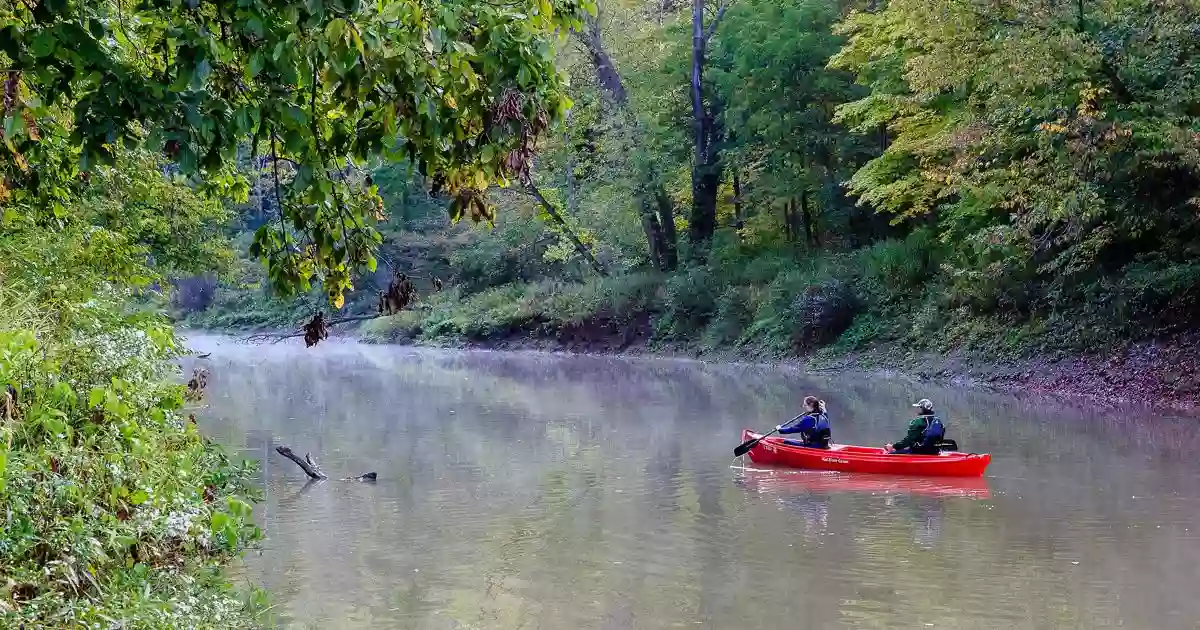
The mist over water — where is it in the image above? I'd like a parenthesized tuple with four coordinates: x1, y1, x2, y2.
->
(185, 335, 1200, 630)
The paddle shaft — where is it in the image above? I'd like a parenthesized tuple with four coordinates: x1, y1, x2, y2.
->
(733, 414, 803, 457)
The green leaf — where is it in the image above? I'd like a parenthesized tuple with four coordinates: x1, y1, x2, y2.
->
(88, 387, 106, 409)
(327, 18, 347, 42)
(246, 17, 265, 38)
(249, 53, 265, 79)
(87, 18, 105, 39)
(130, 489, 149, 505)
(227, 497, 252, 519)
(104, 390, 121, 415)
(192, 58, 213, 89)
(31, 32, 57, 58)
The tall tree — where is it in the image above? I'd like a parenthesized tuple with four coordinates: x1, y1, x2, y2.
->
(710, 0, 875, 245)
(572, 2, 678, 270)
(687, 0, 734, 256)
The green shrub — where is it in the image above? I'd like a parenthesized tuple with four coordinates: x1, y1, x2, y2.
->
(541, 272, 663, 326)
(702, 286, 754, 349)
(791, 279, 860, 350)
(657, 267, 720, 339)
(742, 264, 827, 349)
(829, 312, 889, 352)
(359, 310, 424, 343)
(859, 227, 939, 301)
(1085, 260, 1200, 332)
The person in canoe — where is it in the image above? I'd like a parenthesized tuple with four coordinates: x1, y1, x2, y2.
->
(776, 396, 832, 449)
(884, 398, 945, 455)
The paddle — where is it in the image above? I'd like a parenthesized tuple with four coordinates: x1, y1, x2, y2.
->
(733, 414, 803, 457)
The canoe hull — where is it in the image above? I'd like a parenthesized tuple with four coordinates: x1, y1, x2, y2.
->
(740, 430, 991, 477)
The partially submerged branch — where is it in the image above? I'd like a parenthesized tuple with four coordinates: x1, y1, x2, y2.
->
(275, 445, 327, 480)
(274, 444, 377, 483)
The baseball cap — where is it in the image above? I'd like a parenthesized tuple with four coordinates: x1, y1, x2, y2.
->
(911, 398, 933, 410)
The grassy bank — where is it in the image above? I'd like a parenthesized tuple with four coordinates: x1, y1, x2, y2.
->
(358, 228, 1189, 358)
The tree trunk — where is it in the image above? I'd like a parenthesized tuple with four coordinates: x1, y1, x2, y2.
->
(564, 111, 579, 215)
(691, 0, 707, 170)
(526, 181, 608, 276)
(783, 200, 794, 242)
(641, 209, 665, 269)
(656, 188, 679, 270)
(275, 446, 327, 480)
(689, 0, 711, 254)
(690, 166, 720, 252)
(573, 9, 677, 269)
(687, 0, 728, 258)
(800, 190, 817, 247)
(732, 170, 743, 229)
(578, 15, 628, 109)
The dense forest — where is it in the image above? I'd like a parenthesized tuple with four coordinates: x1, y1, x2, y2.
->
(3, 0, 1200, 625)
(186, 0, 1200, 363)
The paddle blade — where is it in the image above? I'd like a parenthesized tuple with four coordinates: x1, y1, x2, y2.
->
(733, 438, 760, 457)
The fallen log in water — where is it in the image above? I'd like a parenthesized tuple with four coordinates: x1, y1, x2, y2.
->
(274, 445, 376, 482)
(275, 446, 327, 480)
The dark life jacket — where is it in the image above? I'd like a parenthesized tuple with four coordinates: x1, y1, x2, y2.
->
(801, 412, 833, 448)
(915, 414, 946, 453)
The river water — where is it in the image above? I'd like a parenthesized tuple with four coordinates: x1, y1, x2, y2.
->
(185, 336, 1200, 630)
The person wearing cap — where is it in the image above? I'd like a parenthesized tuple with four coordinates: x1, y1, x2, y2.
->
(884, 398, 945, 455)
(776, 396, 832, 449)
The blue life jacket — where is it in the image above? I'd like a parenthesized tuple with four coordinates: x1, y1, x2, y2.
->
(917, 414, 946, 451)
(802, 412, 832, 448)
(780, 412, 832, 448)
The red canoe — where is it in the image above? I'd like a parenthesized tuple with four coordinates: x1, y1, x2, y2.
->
(740, 429, 992, 477)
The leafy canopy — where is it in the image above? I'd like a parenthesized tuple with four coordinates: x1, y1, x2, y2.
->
(831, 0, 1200, 312)
(1, 0, 592, 306)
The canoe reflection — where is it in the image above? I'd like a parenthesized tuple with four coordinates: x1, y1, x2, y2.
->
(734, 467, 992, 499)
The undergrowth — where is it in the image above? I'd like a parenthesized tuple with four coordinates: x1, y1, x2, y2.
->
(1, 227, 264, 628)
(359, 226, 1197, 363)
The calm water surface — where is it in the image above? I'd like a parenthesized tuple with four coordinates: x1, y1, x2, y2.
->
(184, 336, 1200, 630)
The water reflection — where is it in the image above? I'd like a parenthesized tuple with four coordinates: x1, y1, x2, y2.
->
(733, 468, 983, 550)
(184, 336, 1200, 630)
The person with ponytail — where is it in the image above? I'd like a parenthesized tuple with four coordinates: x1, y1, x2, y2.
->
(776, 396, 833, 449)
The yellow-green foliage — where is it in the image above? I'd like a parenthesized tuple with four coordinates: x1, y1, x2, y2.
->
(1, 217, 261, 627)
